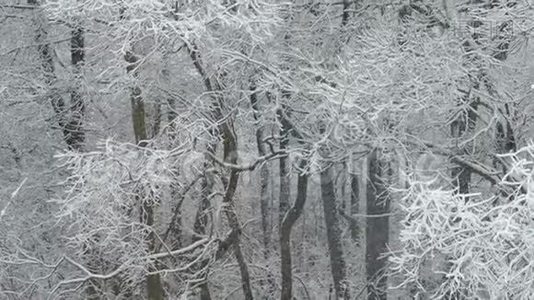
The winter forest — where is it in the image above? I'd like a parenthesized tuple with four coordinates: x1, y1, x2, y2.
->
(2, 0, 534, 299)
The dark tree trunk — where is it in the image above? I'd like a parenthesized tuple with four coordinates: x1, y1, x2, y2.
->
(219, 121, 253, 300)
(280, 162, 308, 300)
(126, 49, 164, 300)
(451, 162, 471, 195)
(131, 95, 164, 300)
(193, 161, 215, 300)
(350, 173, 360, 242)
(366, 150, 390, 300)
(321, 166, 349, 299)
(224, 169, 254, 300)
(187, 43, 254, 300)
(250, 88, 272, 257)
(167, 98, 184, 247)
(28, 2, 92, 295)
(199, 284, 213, 300)
(29, 0, 87, 151)
(132, 97, 164, 300)
(341, 0, 351, 26)
(278, 111, 290, 225)
(259, 162, 271, 254)
(66, 25, 85, 151)
(250, 88, 275, 298)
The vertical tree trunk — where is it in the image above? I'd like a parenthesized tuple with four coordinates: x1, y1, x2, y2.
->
(199, 285, 212, 300)
(126, 50, 164, 300)
(450, 0, 483, 195)
(339, 164, 347, 212)
(66, 24, 85, 151)
(28, 0, 87, 151)
(194, 171, 212, 237)
(250, 88, 275, 298)
(280, 162, 308, 300)
(350, 172, 360, 243)
(222, 131, 254, 300)
(165, 98, 185, 249)
(194, 159, 215, 300)
(187, 43, 253, 300)
(28, 2, 92, 296)
(278, 110, 290, 225)
(341, 0, 351, 26)
(222, 167, 254, 300)
(366, 149, 390, 300)
(132, 95, 164, 300)
(250, 89, 272, 257)
(321, 166, 349, 299)
(259, 161, 271, 254)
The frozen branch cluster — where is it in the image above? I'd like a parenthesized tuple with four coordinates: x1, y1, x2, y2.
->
(52, 140, 184, 288)
(391, 144, 534, 299)
(44, 0, 282, 44)
(271, 17, 468, 169)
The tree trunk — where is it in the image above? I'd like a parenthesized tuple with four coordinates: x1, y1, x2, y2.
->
(29, 0, 87, 151)
(366, 149, 390, 300)
(194, 161, 215, 300)
(278, 111, 290, 225)
(28, 2, 92, 296)
(341, 0, 351, 26)
(126, 49, 164, 300)
(259, 162, 271, 254)
(66, 24, 85, 151)
(131, 93, 163, 300)
(187, 43, 254, 300)
(350, 173, 360, 243)
(222, 128, 254, 300)
(321, 166, 349, 299)
(250, 88, 271, 257)
(280, 162, 308, 300)
(250, 88, 275, 298)
(223, 168, 254, 300)
(194, 172, 212, 237)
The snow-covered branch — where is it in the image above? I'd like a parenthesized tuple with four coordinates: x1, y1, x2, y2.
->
(391, 144, 534, 299)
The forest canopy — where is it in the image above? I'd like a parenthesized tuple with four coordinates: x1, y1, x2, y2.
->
(1, 0, 534, 299)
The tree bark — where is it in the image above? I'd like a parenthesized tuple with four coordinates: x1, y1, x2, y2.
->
(280, 162, 308, 300)
(28, 1, 92, 296)
(187, 43, 254, 300)
(278, 109, 291, 225)
(250, 87, 275, 298)
(250, 88, 271, 257)
(341, 0, 351, 26)
(66, 24, 85, 151)
(350, 172, 360, 243)
(28, 0, 86, 151)
(221, 126, 254, 300)
(366, 149, 390, 300)
(321, 166, 349, 299)
(194, 161, 215, 300)
(126, 49, 164, 300)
